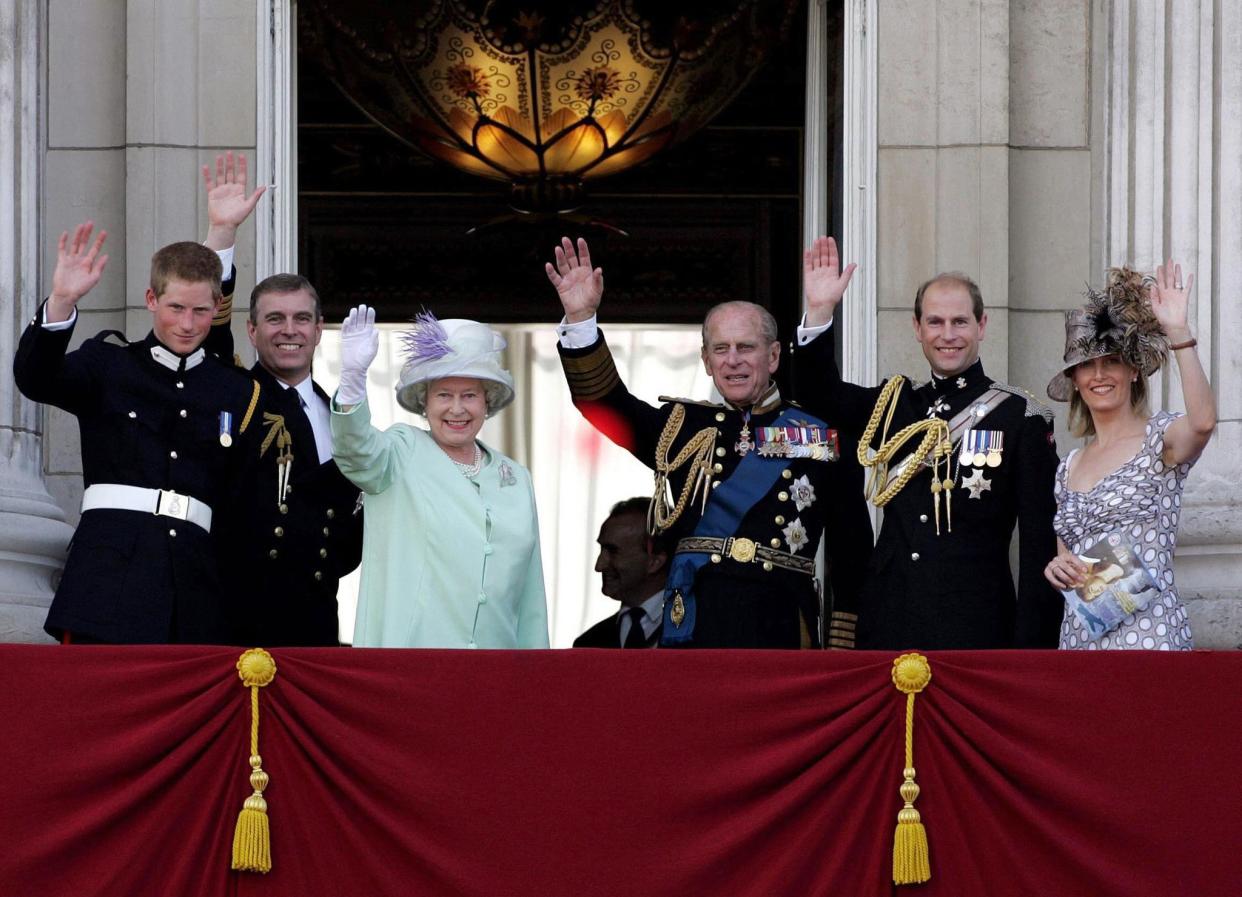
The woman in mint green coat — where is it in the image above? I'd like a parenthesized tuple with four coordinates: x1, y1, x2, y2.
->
(330, 305, 548, 648)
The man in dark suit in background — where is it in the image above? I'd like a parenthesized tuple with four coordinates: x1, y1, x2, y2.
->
(574, 498, 671, 649)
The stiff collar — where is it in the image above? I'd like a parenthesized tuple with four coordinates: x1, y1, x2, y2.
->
(728, 382, 782, 416)
(144, 332, 205, 373)
(928, 359, 987, 394)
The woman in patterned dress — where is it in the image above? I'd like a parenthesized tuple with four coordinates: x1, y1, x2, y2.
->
(1042, 261, 1216, 649)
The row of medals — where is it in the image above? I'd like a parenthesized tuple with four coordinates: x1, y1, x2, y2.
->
(736, 422, 833, 460)
(959, 428, 1003, 468)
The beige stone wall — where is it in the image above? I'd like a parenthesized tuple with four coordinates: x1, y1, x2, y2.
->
(875, 0, 1092, 409)
(40, 0, 258, 525)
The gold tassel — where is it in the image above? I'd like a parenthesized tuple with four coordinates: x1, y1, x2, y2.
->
(232, 648, 277, 874)
(891, 653, 933, 885)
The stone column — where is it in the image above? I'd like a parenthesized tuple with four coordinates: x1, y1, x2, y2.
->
(0, 0, 74, 642)
(1097, 0, 1242, 647)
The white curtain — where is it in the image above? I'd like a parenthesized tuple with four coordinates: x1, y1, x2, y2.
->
(315, 323, 709, 646)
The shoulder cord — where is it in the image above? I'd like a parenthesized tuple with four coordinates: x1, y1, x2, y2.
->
(648, 403, 718, 535)
(857, 377, 956, 532)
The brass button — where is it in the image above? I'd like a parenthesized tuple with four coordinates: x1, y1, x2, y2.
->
(128, 411, 137, 418)
(781, 469, 792, 480)
(715, 447, 726, 457)
(314, 571, 323, 581)
(710, 553, 722, 564)
(323, 527, 330, 536)
(279, 503, 289, 515)
(179, 409, 187, 418)
(919, 514, 928, 523)
(715, 412, 726, 422)
(326, 509, 336, 519)
(911, 552, 920, 562)
(770, 538, 781, 548)
(775, 515, 785, 525)
(713, 463, 723, 473)
(274, 527, 284, 537)
(711, 480, 721, 490)
(168, 528, 177, 537)
(778, 491, 789, 502)
(175, 381, 184, 389)
(319, 548, 328, 558)
(269, 549, 278, 560)
(762, 561, 774, 572)
(169, 451, 178, 459)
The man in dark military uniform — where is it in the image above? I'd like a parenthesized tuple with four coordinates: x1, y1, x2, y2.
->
(790, 237, 1062, 649)
(198, 154, 363, 646)
(574, 497, 670, 649)
(206, 273, 364, 646)
(13, 223, 266, 643)
(546, 238, 872, 649)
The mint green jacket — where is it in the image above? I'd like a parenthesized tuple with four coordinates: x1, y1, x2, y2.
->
(331, 399, 548, 648)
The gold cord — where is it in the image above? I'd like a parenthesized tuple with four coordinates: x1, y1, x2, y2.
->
(648, 404, 718, 534)
(856, 377, 953, 509)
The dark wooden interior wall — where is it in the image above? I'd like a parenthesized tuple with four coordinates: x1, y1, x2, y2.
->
(296, 3, 839, 340)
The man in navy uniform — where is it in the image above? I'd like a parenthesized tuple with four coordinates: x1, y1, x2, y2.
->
(790, 236, 1062, 649)
(574, 497, 671, 649)
(200, 153, 363, 646)
(547, 238, 872, 649)
(13, 223, 266, 643)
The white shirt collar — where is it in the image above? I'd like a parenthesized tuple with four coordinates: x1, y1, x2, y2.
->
(149, 344, 204, 372)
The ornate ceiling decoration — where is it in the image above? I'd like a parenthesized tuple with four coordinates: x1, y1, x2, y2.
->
(300, 0, 799, 211)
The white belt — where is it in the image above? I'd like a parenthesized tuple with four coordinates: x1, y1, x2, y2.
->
(81, 484, 213, 533)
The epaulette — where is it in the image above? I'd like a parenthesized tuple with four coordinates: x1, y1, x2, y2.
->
(657, 395, 726, 409)
(92, 329, 130, 347)
(990, 381, 1054, 424)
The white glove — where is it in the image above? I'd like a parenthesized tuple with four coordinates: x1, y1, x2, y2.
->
(337, 304, 378, 406)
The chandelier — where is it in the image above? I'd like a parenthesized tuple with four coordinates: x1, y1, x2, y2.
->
(300, 0, 799, 211)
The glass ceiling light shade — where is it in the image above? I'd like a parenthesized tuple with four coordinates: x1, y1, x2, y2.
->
(300, 0, 799, 211)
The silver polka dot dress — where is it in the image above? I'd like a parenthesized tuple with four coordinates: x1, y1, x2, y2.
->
(1054, 412, 1194, 650)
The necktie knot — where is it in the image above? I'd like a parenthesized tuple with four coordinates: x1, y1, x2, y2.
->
(623, 606, 647, 648)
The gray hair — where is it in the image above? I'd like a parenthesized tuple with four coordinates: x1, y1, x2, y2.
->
(701, 301, 779, 349)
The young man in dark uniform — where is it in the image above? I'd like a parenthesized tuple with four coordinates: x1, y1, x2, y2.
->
(547, 238, 873, 649)
(790, 237, 1062, 649)
(13, 224, 266, 643)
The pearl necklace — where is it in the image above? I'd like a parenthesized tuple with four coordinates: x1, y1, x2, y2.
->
(450, 443, 483, 478)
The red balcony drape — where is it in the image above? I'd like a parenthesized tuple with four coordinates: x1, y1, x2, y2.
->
(2, 646, 1237, 896)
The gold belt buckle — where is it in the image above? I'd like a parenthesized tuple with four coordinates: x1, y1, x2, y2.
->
(726, 537, 757, 564)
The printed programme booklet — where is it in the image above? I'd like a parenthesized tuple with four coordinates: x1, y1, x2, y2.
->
(1061, 532, 1161, 639)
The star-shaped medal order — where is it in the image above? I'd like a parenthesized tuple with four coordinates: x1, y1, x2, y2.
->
(962, 467, 992, 499)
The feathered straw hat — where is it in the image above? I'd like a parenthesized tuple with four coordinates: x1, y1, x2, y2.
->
(1046, 268, 1169, 402)
(395, 311, 515, 416)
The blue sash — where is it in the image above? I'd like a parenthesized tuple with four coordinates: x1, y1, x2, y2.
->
(661, 406, 826, 644)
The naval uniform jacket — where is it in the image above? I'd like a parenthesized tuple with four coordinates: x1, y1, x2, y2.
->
(13, 303, 265, 643)
(559, 330, 873, 649)
(215, 364, 363, 646)
(791, 333, 1062, 649)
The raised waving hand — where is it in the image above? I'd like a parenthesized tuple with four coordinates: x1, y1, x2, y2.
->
(803, 236, 856, 328)
(46, 222, 109, 324)
(545, 237, 604, 324)
(203, 151, 266, 251)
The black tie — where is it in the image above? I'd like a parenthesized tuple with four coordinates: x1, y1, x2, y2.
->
(622, 607, 647, 648)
